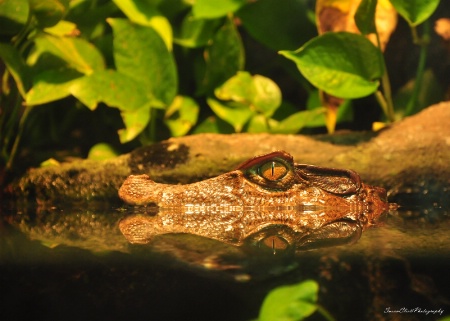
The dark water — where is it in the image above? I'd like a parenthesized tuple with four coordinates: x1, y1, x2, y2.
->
(1, 202, 449, 321)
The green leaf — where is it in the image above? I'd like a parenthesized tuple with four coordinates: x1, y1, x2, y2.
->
(113, 0, 172, 50)
(390, 0, 440, 27)
(280, 32, 384, 99)
(164, 95, 199, 137)
(207, 98, 253, 132)
(44, 20, 79, 36)
(87, 143, 118, 160)
(69, 70, 151, 112)
(118, 106, 151, 142)
(272, 109, 326, 134)
(246, 114, 273, 133)
(108, 18, 177, 106)
(193, 0, 247, 19)
(174, 14, 222, 48)
(214, 71, 254, 103)
(32, 34, 105, 75)
(259, 280, 319, 321)
(214, 71, 282, 117)
(304, 90, 353, 127)
(355, 0, 378, 35)
(29, 0, 70, 28)
(252, 74, 281, 117)
(0, 43, 30, 97)
(26, 68, 81, 106)
(0, 0, 29, 35)
(237, 0, 316, 51)
(200, 17, 244, 94)
(192, 116, 234, 134)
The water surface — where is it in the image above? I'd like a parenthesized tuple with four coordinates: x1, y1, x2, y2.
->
(1, 202, 449, 321)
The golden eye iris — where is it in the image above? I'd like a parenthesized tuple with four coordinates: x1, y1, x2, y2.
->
(262, 235, 289, 251)
(259, 161, 287, 181)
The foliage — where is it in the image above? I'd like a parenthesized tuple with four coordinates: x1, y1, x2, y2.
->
(0, 0, 445, 177)
(256, 279, 335, 321)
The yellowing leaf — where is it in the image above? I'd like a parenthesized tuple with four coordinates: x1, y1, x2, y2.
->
(316, 0, 397, 51)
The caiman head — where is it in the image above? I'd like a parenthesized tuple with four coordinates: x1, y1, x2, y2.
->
(118, 151, 390, 253)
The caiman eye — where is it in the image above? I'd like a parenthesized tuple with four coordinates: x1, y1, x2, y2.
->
(235, 151, 296, 191)
(258, 161, 287, 181)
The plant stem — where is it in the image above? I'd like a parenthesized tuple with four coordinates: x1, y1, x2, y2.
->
(375, 32, 395, 122)
(405, 22, 430, 116)
(6, 106, 31, 171)
(316, 304, 337, 321)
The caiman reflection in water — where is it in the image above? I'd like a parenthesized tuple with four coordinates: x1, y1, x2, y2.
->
(118, 151, 391, 253)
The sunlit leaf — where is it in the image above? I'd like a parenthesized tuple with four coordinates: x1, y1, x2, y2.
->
(87, 143, 118, 160)
(237, 0, 316, 50)
(174, 14, 222, 48)
(164, 95, 199, 137)
(259, 280, 319, 321)
(118, 106, 151, 142)
(192, 116, 234, 134)
(113, 0, 172, 50)
(207, 98, 253, 132)
(246, 114, 276, 133)
(272, 109, 326, 134)
(29, 0, 70, 28)
(33, 34, 105, 75)
(193, 0, 247, 19)
(44, 20, 79, 36)
(69, 70, 151, 112)
(390, 0, 440, 26)
(280, 32, 384, 99)
(214, 71, 254, 103)
(252, 74, 281, 117)
(200, 17, 244, 94)
(108, 18, 177, 106)
(0, 43, 30, 97)
(26, 68, 81, 106)
(0, 0, 29, 35)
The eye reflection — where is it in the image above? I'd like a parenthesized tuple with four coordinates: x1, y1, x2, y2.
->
(258, 161, 287, 181)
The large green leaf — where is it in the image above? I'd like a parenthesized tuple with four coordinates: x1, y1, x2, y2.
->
(108, 18, 177, 106)
(237, 0, 316, 51)
(214, 71, 254, 103)
(355, 0, 377, 35)
(71, 70, 154, 142)
(69, 70, 151, 112)
(26, 68, 81, 106)
(252, 74, 281, 117)
(200, 17, 244, 94)
(119, 106, 151, 143)
(193, 0, 247, 19)
(0, 43, 30, 97)
(280, 32, 384, 99)
(29, 0, 70, 28)
(214, 71, 282, 118)
(207, 98, 253, 132)
(259, 280, 319, 321)
(390, 0, 440, 26)
(164, 95, 199, 137)
(0, 0, 29, 35)
(272, 109, 326, 134)
(113, 0, 172, 50)
(32, 34, 105, 75)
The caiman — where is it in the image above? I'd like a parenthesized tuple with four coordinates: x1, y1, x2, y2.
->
(118, 151, 391, 253)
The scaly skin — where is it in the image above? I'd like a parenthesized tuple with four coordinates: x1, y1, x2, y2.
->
(118, 151, 389, 251)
